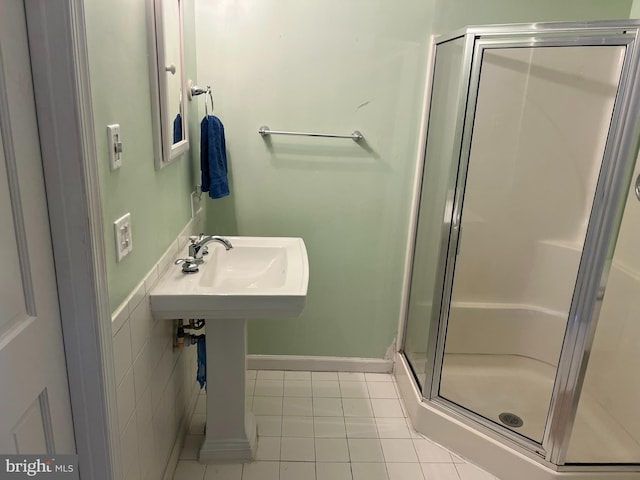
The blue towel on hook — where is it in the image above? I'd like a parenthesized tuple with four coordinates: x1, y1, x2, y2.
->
(196, 335, 206, 389)
(201, 115, 230, 199)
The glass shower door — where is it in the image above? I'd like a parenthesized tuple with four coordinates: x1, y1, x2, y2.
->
(435, 43, 625, 443)
(403, 36, 467, 391)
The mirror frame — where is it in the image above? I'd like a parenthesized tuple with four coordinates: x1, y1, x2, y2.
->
(147, 0, 189, 169)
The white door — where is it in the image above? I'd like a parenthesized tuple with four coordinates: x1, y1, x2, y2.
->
(0, 0, 76, 454)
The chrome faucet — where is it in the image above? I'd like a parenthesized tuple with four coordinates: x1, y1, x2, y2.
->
(188, 234, 233, 263)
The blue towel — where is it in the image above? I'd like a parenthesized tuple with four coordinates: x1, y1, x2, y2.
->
(196, 335, 206, 389)
(173, 113, 183, 144)
(201, 115, 230, 199)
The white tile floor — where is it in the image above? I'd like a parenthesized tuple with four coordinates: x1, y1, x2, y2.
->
(173, 371, 499, 480)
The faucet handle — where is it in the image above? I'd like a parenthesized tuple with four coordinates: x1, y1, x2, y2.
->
(174, 256, 199, 273)
(188, 235, 202, 244)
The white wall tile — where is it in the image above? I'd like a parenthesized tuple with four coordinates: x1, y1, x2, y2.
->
(120, 414, 139, 476)
(150, 343, 177, 414)
(112, 302, 130, 337)
(149, 316, 173, 367)
(135, 385, 153, 436)
(137, 422, 155, 480)
(189, 413, 206, 435)
(128, 281, 146, 314)
(117, 367, 136, 434)
(129, 297, 154, 359)
(124, 458, 141, 480)
(143, 265, 159, 293)
(113, 321, 133, 387)
(180, 434, 204, 461)
(133, 340, 152, 402)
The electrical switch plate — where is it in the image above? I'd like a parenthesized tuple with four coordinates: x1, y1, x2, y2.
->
(107, 124, 123, 170)
(113, 213, 133, 262)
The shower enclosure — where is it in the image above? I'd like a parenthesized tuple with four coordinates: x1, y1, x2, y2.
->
(401, 21, 640, 477)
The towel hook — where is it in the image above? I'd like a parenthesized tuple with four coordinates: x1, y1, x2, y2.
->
(188, 80, 215, 116)
(205, 87, 214, 116)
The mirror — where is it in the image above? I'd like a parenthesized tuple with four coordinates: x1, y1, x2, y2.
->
(148, 0, 188, 169)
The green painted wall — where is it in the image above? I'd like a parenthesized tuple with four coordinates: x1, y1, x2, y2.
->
(631, 0, 640, 17)
(85, 0, 200, 312)
(431, 0, 632, 34)
(197, 0, 635, 360)
(197, 0, 435, 358)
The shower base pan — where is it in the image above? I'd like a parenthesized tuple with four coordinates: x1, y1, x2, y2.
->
(395, 353, 640, 479)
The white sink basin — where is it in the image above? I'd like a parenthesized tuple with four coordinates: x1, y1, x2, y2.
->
(150, 236, 309, 320)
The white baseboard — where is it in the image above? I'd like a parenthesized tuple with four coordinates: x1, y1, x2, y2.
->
(247, 355, 393, 373)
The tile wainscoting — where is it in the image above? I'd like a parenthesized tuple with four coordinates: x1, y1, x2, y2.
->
(111, 211, 205, 480)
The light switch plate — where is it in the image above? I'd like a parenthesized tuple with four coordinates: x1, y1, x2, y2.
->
(113, 213, 133, 262)
(107, 124, 123, 170)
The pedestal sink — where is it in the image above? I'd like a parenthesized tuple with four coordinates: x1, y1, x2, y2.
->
(150, 236, 309, 463)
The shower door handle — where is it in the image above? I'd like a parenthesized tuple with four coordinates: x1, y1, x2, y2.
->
(635, 173, 640, 202)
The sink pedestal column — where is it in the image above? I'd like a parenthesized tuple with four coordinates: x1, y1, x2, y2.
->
(199, 319, 257, 463)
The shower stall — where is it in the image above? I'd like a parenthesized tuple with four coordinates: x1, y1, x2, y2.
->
(399, 21, 640, 479)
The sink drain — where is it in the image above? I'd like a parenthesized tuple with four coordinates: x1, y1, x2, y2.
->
(499, 412, 524, 428)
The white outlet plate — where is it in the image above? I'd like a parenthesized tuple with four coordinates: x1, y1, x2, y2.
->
(107, 124, 123, 170)
(113, 213, 133, 262)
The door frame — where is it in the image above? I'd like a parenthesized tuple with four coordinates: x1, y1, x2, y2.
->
(24, 1, 121, 478)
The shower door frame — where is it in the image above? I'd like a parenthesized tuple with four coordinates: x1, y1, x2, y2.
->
(413, 21, 640, 470)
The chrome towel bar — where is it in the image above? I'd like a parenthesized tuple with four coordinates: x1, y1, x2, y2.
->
(258, 125, 364, 142)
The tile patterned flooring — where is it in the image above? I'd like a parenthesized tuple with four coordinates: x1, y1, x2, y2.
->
(173, 371, 499, 480)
